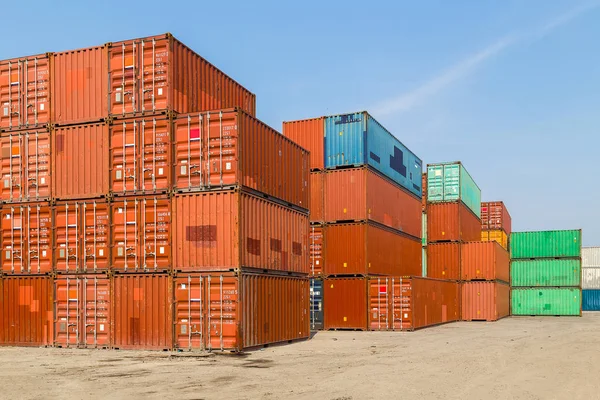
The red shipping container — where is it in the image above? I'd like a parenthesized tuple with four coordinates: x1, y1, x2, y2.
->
(172, 191, 308, 274)
(282, 117, 325, 171)
(0, 275, 53, 346)
(0, 54, 51, 130)
(110, 115, 172, 196)
(461, 241, 510, 282)
(310, 172, 324, 222)
(1, 203, 52, 274)
(461, 281, 510, 322)
(427, 242, 461, 280)
(54, 275, 110, 348)
(51, 45, 108, 126)
(108, 33, 255, 118)
(368, 276, 460, 331)
(427, 202, 481, 242)
(421, 172, 427, 212)
(111, 196, 171, 272)
(0, 128, 51, 202)
(481, 201, 512, 235)
(323, 222, 421, 277)
(324, 167, 421, 238)
(54, 200, 110, 273)
(323, 277, 367, 330)
(173, 109, 309, 210)
(309, 224, 324, 277)
(111, 273, 172, 350)
(53, 122, 110, 200)
(173, 272, 309, 352)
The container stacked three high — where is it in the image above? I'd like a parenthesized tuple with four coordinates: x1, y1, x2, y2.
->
(0, 33, 312, 351)
(582, 247, 600, 311)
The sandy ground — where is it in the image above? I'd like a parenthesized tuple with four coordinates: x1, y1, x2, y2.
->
(2, 314, 600, 400)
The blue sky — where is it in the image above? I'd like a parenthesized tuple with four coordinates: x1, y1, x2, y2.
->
(3, 0, 599, 244)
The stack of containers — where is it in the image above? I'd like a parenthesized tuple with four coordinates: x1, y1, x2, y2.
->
(582, 247, 600, 311)
(511, 230, 582, 316)
(480, 202, 511, 251)
(284, 111, 423, 331)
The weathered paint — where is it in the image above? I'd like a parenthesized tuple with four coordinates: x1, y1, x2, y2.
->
(582, 247, 600, 267)
(582, 267, 600, 289)
(511, 288, 581, 316)
(427, 162, 481, 218)
(511, 259, 581, 287)
(511, 230, 582, 259)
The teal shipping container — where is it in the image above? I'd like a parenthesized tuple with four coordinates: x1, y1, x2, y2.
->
(511, 259, 581, 287)
(324, 112, 422, 197)
(582, 290, 600, 311)
(511, 230, 582, 259)
(511, 288, 581, 316)
(426, 162, 481, 218)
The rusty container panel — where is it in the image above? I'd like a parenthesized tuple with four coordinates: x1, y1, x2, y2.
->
(51, 45, 108, 125)
(310, 225, 324, 277)
(368, 277, 460, 331)
(1, 203, 52, 275)
(111, 196, 171, 272)
(54, 200, 110, 273)
(173, 109, 309, 210)
(111, 273, 172, 350)
(0, 54, 51, 130)
(53, 122, 110, 200)
(0, 275, 53, 346)
(461, 241, 510, 282)
(324, 167, 421, 238)
(0, 128, 51, 203)
(427, 242, 461, 280)
(282, 117, 325, 170)
(461, 281, 510, 321)
(323, 277, 367, 330)
(108, 34, 255, 118)
(324, 222, 420, 277)
(427, 201, 481, 243)
(174, 272, 309, 352)
(172, 191, 308, 274)
(54, 275, 110, 348)
(481, 201, 511, 235)
(110, 115, 172, 196)
(310, 172, 324, 223)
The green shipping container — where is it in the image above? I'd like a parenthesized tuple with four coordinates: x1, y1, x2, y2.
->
(422, 213, 427, 246)
(427, 162, 481, 218)
(511, 259, 581, 287)
(510, 230, 582, 259)
(422, 246, 427, 277)
(511, 288, 581, 316)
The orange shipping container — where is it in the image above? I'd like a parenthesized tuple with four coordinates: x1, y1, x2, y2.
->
(54, 200, 110, 273)
(323, 277, 367, 330)
(110, 115, 172, 196)
(111, 274, 172, 350)
(174, 273, 309, 352)
(481, 201, 511, 235)
(0, 54, 51, 130)
(0, 128, 51, 203)
(427, 242, 461, 280)
(1, 203, 52, 274)
(309, 224, 324, 277)
(108, 33, 255, 118)
(461, 281, 510, 322)
(368, 276, 460, 331)
(172, 191, 308, 274)
(51, 45, 108, 125)
(54, 275, 110, 348)
(323, 222, 421, 277)
(53, 122, 110, 200)
(173, 109, 309, 209)
(0, 275, 53, 346)
(461, 241, 510, 282)
(282, 117, 325, 170)
(111, 196, 171, 272)
(310, 172, 324, 222)
(427, 201, 481, 242)
(421, 172, 427, 212)
(324, 167, 421, 238)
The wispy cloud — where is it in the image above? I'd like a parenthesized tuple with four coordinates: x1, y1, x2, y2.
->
(372, 2, 600, 116)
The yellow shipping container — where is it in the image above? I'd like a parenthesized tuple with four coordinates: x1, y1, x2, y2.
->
(481, 230, 509, 251)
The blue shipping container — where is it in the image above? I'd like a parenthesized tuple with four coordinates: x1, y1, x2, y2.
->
(324, 111, 422, 197)
(310, 279, 324, 330)
(582, 290, 600, 311)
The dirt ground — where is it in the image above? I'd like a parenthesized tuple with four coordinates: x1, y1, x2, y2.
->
(2, 314, 600, 400)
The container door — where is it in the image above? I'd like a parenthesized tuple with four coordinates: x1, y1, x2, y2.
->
(174, 275, 205, 350)
(24, 130, 51, 200)
(443, 164, 460, 201)
(426, 165, 443, 202)
(141, 197, 170, 271)
(110, 120, 139, 194)
(82, 276, 110, 348)
(1, 133, 24, 202)
(310, 279, 323, 330)
(205, 111, 238, 188)
(112, 199, 140, 271)
(369, 278, 390, 331)
(109, 41, 140, 116)
(55, 203, 80, 273)
(309, 226, 323, 276)
(206, 275, 239, 351)
(27, 204, 52, 274)
(82, 202, 110, 272)
(0, 60, 22, 129)
(1, 206, 25, 273)
(55, 277, 81, 347)
(22, 57, 50, 128)
(141, 117, 171, 192)
(174, 114, 207, 190)
(391, 278, 412, 331)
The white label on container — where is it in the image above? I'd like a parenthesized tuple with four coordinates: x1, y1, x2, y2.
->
(116, 170, 122, 180)
(42, 250, 46, 257)
(40, 177, 45, 185)
(99, 324, 104, 332)
(159, 247, 165, 254)
(225, 162, 231, 171)
(180, 165, 187, 175)
(5, 250, 10, 259)
(40, 103, 45, 111)
(118, 248, 124, 256)
(315, 260, 320, 265)
(61, 318, 67, 321)
(404, 313, 408, 319)
(158, 168, 163, 175)
(3, 107, 8, 116)
(435, 170, 442, 177)
(3, 179, 9, 188)
(117, 208, 123, 213)
(98, 249, 104, 257)
(158, 88, 163, 96)
(59, 249, 65, 258)
(115, 92, 122, 103)
(181, 284, 186, 289)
